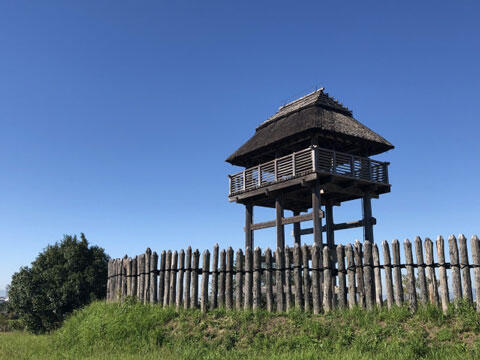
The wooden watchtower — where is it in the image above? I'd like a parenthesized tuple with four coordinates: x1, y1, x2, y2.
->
(226, 88, 394, 250)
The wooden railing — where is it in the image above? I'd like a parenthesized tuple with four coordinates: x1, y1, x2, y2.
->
(107, 234, 480, 314)
(228, 146, 389, 196)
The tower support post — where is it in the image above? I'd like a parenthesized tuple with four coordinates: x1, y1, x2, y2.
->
(362, 195, 374, 242)
(245, 204, 253, 249)
(293, 211, 301, 246)
(312, 182, 323, 246)
(326, 204, 335, 248)
(276, 197, 285, 249)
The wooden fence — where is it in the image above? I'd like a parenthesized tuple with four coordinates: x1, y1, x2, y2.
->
(106, 235, 480, 314)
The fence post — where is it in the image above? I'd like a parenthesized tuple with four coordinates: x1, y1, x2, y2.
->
(293, 244, 303, 309)
(107, 260, 112, 302)
(151, 252, 158, 304)
(312, 244, 321, 314)
(191, 249, 200, 309)
(354, 241, 365, 307)
(276, 247, 285, 312)
(448, 235, 462, 302)
(158, 251, 166, 307)
(184, 247, 192, 309)
(382, 241, 394, 309)
(346, 244, 356, 309)
(414, 237, 427, 305)
(302, 244, 311, 312)
(201, 250, 210, 313)
(436, 236, 449, 313)
(111, 259, 116, 301)
(392, 239, 403, 306)
(211, 244, 219, 309)
(236, 249, 244, 310)
(323, 246, 333, 312)
(253, 247, 262, 310)
(144, 249, 151, 303)
(163, 251, 171, 306)
(337, 244, 347, 309)
(285, 246, 293, 311)
(363, 241, 375, 309)
(226, 247, 234, 310)
(170, 251, 178, 306)
(372, 244, 382, 307)
(471, 235, 480, 311)
(138, 254, 145, 303)
(176, 250, 185, 310)
(126, 258, 132, 297)
(219, 249, 226, 307)
(265, 248, 274, 312)
(424, 238, 439, 306)
(458, 234, 473, 303)
(244, 247, 253, 310)
(404, 239, 417, 312)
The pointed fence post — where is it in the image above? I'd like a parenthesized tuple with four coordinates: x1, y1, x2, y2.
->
(163, 251, 171, 306)
(471, 235, 480, 311)
(337, 244, 347, 309)
(414, 237, 428, 305)
(265, 248, 274, 312)
(372, 244, 382, 307)
(458, 234, 473, 303)
(211, 244, 219, 310)
(201, 250, 210, 313)
(425, 238, 439, 306)
(170, 251, 178, 306)
(158, 252, 165, 306)
(226, 247, 234, 310)
(302, 244, 311, 312)
(235, 249, 244, 310)
(176, 250, 185, 309)
(382, 241, 394, 309)
(312, 244, 322, 314)
(106, 260, 112, 302)
(131, 257, 137, 300)
(354, 241, 365, 307)
(285, 246, 293, 311)
(126, 258, 132, 297)
(276, 247, 285, 312)
(144, 249, 151, 303)
(392, 239, 403, 306)
(244, 247, 253, 310)
(448, 235, 462, 301)
(404, 239, 417, 312)
(253, 247, 262, 310)
(346, 244, 356, 309)
(151, 252, 158, 303)
(436, 236, 449, 313)
(191, 249, 200, 309)
(138, 254, 146, 303)
(293, 244, 303, 309)
(184, 247, 192, 309)
(363, 241, 375, 309)
(323, 246, 333, 312)
(219, 249, 226, 307)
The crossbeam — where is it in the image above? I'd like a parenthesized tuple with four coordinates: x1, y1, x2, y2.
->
(299, 217, 376, 236)
(248, 211, 325, 231)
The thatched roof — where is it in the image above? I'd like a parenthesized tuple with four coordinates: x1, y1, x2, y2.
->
(226, 88, 394, 167)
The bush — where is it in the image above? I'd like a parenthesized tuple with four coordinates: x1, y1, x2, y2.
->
(8, 234, 109, 333)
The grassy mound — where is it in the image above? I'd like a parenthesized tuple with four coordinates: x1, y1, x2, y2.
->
(2, 299, 480, 359)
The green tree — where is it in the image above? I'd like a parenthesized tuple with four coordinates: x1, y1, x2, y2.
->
(8, 233, 109, 333)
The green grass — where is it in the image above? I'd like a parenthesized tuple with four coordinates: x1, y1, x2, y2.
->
(2, 299, 480, 359)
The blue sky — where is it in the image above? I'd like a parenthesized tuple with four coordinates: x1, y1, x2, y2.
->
(0, 1, 479, 291)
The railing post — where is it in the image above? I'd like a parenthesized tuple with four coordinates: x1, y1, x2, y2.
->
(350, 155, 354, 175)
(243, 171, 246, 191)
(228, 175, 232, 196)
(332, 151, 336, 174)
(257, 165, 261, 187)
(274, 159, 278, 181)
(292, 152, 296, 176)
(311, 146, 317, 172)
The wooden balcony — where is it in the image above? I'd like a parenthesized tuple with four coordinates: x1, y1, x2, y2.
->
(228, 146, 389, 197)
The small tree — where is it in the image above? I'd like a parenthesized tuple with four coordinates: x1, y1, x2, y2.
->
(8, 233, 109, 333)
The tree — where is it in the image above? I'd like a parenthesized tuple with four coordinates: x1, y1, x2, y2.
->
(8, 233, 109, 333)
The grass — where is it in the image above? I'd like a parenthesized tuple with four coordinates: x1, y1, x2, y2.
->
(1, 299, 480, 359)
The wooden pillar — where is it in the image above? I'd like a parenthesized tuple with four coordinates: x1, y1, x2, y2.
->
(312, 182, 323, 246)
(245, 204, 253, 250)
(293, 211, 301, 246)
(325, 204, 334, 248)
(362, 195, 374, 243)
(276, 197, 285, 249)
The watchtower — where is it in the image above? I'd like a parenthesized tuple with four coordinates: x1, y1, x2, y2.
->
(226, 88, 394, 250)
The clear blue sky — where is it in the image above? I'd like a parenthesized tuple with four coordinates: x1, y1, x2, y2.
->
(1, 1, 479, 291)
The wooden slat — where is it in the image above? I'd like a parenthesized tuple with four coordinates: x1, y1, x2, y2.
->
(226, 247, 234, 310)
(235, 249, 244, 310)
(323, 246, 333, 312)
(293, 244, 303, 309)
(219, 249, 226, 307)
(458, 234, 473, 303)
(285, 245, 293, 311)
(302, 244, 311, 312)
(158, 251, 166, 307)
(211, 244, 219, 310)
(201, 250, 210, 313)
(191, 250, 200, 309)
(337, 245, 347, 309)
(276, 247, 285, 312)
(244, 247, 253, 310)
(424, 238, 439, 306)
(265, 248, 274, 312)
(169, 251, 178, 306)
(311, 244, 321, 314)
(436, 236, 449, 313)
(363, 241, 374, 309)
(176, 250, 185, 309)
(404, 239, 417, 312)
(382, 241, 394, 309)
(392, 239, 403, 306)
(151, 252, 158, 304)
(253, 247, 262, 310)
(414, 237, 427, 305)
(354, 241, 365, 308)
(184, 247, 192, 309)
(448, 235, 462, 301)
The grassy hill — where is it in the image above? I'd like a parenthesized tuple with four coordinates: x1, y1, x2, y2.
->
(1, 299, 480, 359)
